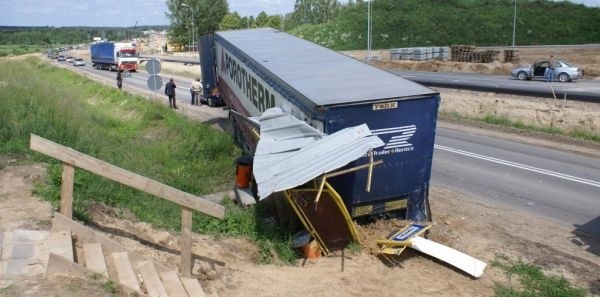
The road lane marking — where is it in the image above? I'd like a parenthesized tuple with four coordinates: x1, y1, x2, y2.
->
(435, 145, 600, 188)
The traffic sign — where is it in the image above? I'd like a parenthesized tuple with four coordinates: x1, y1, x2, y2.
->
(146, 59, 161, 75)
(147, 75, 163, 91)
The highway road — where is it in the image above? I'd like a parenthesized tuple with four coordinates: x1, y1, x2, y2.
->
(433, 126, 600, 237)
(389, 70, 600, 102)
(57, 58, 600, 237)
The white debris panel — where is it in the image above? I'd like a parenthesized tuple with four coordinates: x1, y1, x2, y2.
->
(253, 108, 385, 199)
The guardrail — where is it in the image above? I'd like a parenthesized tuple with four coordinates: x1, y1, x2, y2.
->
(30, 134, 225, 277)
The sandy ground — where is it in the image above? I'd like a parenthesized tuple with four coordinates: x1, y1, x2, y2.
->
(0, 161, 598, 296)
(1, 46, 599, 296)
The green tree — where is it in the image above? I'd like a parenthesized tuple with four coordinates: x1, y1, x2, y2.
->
(165, 0, 228, 48)
(255, 11, 270, 27)
(219, 12, 243, 30)
(268, 15, 283, 29)
(292, 0, 341, 25)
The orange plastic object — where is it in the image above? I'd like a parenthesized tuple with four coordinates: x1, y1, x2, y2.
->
(302, 240, 321, 259)
(235, 163, 251, 188)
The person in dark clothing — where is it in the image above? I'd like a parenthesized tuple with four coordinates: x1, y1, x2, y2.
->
(165, 78, 177, 109)
(116, 71, 123, 89)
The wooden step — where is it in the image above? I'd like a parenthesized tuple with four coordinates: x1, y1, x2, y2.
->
(47, 230, 74, 262)
(111, 251, 141, 291)
(83, 242, 108, 277)
(136, 260, 169, 297)
(181, 277, 207, 297)
(160, 270, 189, 297)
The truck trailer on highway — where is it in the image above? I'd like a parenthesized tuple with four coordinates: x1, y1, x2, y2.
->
(200, 28, 440, 221)
(90, 42, 139, 72)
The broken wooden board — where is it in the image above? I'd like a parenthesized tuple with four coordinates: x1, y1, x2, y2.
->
(376, 223, 486, 278)
(410, 236, 487, 278)
(284, 184, 359, 254)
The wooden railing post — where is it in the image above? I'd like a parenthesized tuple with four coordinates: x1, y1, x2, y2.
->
(30, 134, 227, 278)
(60, 162, 75, 219)
(180, 207, 192, 277)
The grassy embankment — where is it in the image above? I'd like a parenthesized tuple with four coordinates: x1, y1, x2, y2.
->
(440, 112, 600, 142)
(0, 56, 296, 263)
(0, 44, 43, 57)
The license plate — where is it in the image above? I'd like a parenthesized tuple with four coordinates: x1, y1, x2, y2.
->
(373, 102, 398, 110)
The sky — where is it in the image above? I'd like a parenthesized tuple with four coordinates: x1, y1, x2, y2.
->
(0, 0, 598, 27)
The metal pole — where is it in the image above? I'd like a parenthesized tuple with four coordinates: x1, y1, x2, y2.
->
(367, 0, 370, 63)
(191, 8, 195, 52)
(512, 0, 517, 47)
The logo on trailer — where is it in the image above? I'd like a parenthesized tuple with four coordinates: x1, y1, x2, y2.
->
(371, 125, 416, 153)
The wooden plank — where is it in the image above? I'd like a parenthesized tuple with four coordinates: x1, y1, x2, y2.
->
(410, 236, 487, 278)
(181, 277, 207, 297)
(51, 212, 172, 273)
(111, 252, 141, 291)
(30, 134, 224, 219)
(136, 261, 169, 297)
(45, 252, 90, 276)
(234, 186, 256, 207)
(180, 207, 192, 278)
(47, 230, 74, 262)
(60, 163, 74, 219)
(83, 242, 108, 277)
(160, 270, 189, 297)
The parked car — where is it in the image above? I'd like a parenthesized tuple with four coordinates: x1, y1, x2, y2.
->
(511, 60, 583, 82)
(73, 58, 86, 66)
(57, 55, 65, 61)
(66, 56, 74, 64)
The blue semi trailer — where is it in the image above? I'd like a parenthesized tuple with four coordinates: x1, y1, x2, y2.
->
(90, 42, 139, 72)
(200, 28, 440, 221)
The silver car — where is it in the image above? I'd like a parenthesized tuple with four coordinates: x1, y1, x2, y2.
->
(511, 60, 583, 82)
(73, 58, 86, 66)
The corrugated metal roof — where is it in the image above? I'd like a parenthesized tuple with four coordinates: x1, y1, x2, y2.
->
(216, 28, 438, 107)
(253, 108, 384, 199)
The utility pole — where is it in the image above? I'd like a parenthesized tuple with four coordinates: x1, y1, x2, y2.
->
(512, 0, 517, 47)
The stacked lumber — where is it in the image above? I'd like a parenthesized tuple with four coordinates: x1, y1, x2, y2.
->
(503, 49, 520, 63)
(450, 45, 500, 63)
(450, 45, 475, 62)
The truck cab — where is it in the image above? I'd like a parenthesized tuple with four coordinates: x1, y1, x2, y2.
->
(115, 44, 139, 72)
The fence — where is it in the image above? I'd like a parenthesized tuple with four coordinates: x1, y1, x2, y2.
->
(29, 134, 225, 277)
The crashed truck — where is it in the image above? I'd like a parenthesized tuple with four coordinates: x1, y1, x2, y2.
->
(199, 28, 440, 223)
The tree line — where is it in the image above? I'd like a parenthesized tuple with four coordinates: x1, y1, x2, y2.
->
(2, 0, 598, 52)
(0, 26, 168, 47)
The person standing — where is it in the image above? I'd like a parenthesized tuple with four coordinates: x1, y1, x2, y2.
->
(545, 55, 555, 82)
(189, 78, 202, 106)
(116, 70, 123, 89)
(165, 78, 177, 109)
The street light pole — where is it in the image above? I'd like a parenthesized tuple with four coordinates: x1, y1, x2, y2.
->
(512, 0, 517, 47)
(181, 3, 195, 52)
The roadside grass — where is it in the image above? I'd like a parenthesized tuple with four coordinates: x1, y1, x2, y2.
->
(440, 112, 600, 142)
(0, 56, 297, 263)
(493, 256, 586, 297)
(0, 44, 43, 57)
